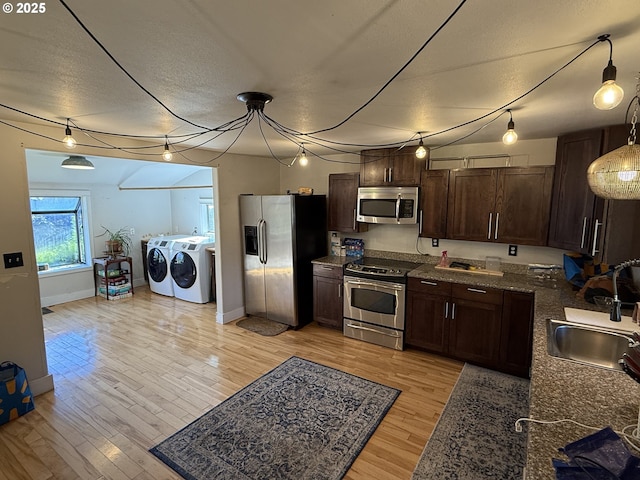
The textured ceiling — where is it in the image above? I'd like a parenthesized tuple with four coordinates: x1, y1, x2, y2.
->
(2, 0, 639, 164)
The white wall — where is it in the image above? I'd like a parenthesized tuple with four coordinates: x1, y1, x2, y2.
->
(170, 169, 216, 237)
(31, 182, 174, 306)
(279, 138, 567, 266)
(0, 120, 278, 395)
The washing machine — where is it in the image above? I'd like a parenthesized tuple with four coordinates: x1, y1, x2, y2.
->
(146, 235, 187, 296)
(170, 236, 215, 303)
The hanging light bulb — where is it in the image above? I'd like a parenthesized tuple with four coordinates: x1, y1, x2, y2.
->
(299, 145, 309, 166)
(593, 34, 624, 110)
(415, 134, 428, 159)
(162, 137, 173, 161)
(62, 118, 77, 149)
(587, 76, 640, 199)
(502, 110, 518, 145)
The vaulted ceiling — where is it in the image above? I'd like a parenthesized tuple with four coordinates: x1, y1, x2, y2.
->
(2, 0, 639, 165)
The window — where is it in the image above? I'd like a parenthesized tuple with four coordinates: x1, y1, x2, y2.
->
(30, 192, 92, 272)
(199, 197, 215, 241)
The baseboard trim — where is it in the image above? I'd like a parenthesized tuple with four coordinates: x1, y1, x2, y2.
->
(30, 373, 54, 396)
(217, 306, 245, 324)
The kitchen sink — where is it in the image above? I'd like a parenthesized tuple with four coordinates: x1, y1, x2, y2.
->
(546, 318, 635, 371)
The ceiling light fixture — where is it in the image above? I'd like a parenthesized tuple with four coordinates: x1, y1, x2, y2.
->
(587, 76, 640, 199)
(62, 118, 77, 149)
(61, 155, 94, 170)
(593, 34, 624, 110)
(415, 134, 428, 159)
(502, 110, 518, 145)
(298, 145, 309, 167)
(162, 136, 173, 161)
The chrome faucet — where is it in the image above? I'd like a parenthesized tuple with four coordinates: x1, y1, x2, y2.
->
(611, 258, 640, 322)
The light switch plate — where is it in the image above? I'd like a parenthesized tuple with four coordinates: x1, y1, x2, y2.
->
(3, 252, 24, 268)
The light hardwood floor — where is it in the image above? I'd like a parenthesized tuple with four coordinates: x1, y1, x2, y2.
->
(0, 286, 462, 480)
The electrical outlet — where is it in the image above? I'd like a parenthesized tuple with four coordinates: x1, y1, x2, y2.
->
(3, 252, 24, 268)
(431, 238, 439, 247)
(508, 245, 518, 256)
(129, 227, 135, 235)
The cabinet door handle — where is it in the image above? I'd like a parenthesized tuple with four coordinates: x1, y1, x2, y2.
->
(383, 168, 388, 183)
(421, 280, 438, 286)
(353, 208, 357, 230)
(389, 167, 393, 183)
(338, 283, 342, 298)
(580, 217, 588, 249)
(451, 302, 456, 319)
(494, 212, 499, 240)
(467, 287, 487, 294)
(444, 301, 449, 319)
(419, 210, 423, 233)
(591, 219, 602, 256)
(487, 213, 493, 240)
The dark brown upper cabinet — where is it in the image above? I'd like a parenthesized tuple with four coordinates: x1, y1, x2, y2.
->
(360, 147, 424, 186)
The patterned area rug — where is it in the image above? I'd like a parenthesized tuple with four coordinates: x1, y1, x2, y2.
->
(412, 364, 530, 479)
(150, 356, 400, 480)
(236, 316, 289, 336)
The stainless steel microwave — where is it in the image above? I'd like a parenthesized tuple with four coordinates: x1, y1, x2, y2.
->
(356, 186, 419, 224)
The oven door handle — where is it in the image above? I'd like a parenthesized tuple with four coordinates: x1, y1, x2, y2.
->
(344, 279, 405, 291)
(345, 323, 402, 338)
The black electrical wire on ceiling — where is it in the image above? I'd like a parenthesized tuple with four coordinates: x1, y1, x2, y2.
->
(58, 0, 212, 131)
(304, 0, 469, 135)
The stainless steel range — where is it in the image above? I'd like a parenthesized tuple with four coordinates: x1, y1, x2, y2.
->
(343, 258, 420, 350)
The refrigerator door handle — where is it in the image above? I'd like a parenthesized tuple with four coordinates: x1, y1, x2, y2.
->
(258, 219, 267, 264)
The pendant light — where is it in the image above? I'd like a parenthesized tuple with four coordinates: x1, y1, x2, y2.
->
(415, 133, 428, 159)
(162, 136, 173, 161)
(298, 145, 309, 166)
(61, 155, 94, 170)
(62, 118, 77, 149)
(587, 77, 640, 199)
(593, 34, 624, 110)
(502, 110, 518, 145)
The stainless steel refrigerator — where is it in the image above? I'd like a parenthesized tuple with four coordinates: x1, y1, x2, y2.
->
(240, 194, 327, 327)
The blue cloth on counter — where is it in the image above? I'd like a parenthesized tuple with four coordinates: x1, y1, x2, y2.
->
(554, 427, 640, 479)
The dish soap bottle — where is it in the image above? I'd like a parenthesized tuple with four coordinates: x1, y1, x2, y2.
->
(438, 250, 450, 268)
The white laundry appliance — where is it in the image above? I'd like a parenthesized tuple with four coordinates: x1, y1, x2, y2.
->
(146, 235, 187, 296)
(169, 236, 215, 303)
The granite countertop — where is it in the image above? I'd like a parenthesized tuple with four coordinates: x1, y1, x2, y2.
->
(407, 263, 640, 479)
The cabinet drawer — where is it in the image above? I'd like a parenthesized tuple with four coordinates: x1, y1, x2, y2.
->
(408, 277, 451, 296)
(452, 283, 503, 305)
(313, 264, 343, 279)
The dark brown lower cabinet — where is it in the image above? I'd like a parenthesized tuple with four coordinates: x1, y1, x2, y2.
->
(406, 277, 533, 378)
(499, 291, 535, 377)
(312, 264, 343, 329)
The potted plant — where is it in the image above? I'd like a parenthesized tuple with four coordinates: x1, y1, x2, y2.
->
(96, 226, 133, 257)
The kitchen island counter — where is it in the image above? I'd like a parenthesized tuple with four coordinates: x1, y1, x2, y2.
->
(408, 263, 640, 479)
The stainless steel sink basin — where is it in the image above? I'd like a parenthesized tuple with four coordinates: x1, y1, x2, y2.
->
(546, 318, 634, 371)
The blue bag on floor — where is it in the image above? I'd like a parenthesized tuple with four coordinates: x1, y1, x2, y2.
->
(0, 361, 35, 425)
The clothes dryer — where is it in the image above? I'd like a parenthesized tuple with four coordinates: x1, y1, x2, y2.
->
(170, 236, 215, 303)
(146, 235, 187, 296)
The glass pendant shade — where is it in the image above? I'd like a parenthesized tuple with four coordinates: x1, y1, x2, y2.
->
(299, 151, 309, 166)
(61, 155, 94, 170)
(587, 143, 640, 199)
